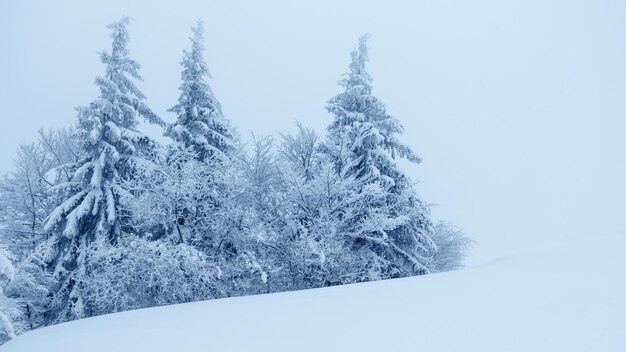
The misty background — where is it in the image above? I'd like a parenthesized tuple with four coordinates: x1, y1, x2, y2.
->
(1, 0, 624, 264)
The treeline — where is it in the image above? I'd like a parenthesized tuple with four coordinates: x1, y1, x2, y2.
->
(0, 18, 472, 342)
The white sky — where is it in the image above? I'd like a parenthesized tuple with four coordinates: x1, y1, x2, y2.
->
(1, 0, 625, 264)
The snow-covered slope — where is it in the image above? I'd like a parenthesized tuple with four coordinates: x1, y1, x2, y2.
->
(3, 234, 625, 352)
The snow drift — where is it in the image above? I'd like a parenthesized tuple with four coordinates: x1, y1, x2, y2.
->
(3, 233, 625, 352)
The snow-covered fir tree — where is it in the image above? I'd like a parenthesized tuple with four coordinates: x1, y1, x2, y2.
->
(325, 34, 420, 191)
(162, 20, 235, 247)
(278, 124, 422, 285)
(167, 20, 234, 162)
(322, 34, 436, 277)
(42, 17, 163, 322)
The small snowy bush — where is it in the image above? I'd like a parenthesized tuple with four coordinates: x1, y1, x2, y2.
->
(81, 237, 221, 316)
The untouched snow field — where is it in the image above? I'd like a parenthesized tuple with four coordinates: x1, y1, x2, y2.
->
(3, 234, 625, 352)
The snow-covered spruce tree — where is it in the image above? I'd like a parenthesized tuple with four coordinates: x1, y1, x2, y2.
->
(42, 17, 163, 323)
(321, 34, 436, 278)
(167, 20, 234, 162)
(278, 124, 421, 286)
(325, 34, 420, 189)
(162, 20, 235, 247)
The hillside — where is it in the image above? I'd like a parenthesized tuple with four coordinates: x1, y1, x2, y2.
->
(3, 234, 625, 352)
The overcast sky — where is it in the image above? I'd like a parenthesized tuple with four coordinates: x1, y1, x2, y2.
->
(1, 0, 624, 264)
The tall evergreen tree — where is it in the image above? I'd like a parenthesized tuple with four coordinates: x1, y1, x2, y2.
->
(324, 34, 420, 192)
(322, 34, 435, 277)
(162, 20, 236, 248)
(42, 17, 162, 322)
(167, 20, 233, 162)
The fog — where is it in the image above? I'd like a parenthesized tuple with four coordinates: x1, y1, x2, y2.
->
(1, 0, 624, 264)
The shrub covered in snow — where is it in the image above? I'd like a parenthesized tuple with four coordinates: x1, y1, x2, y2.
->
(81, 238, 220, 316)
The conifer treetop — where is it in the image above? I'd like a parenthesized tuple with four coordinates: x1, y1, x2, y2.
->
(167, 19, 233, 162)
(325, 34, 420, 187)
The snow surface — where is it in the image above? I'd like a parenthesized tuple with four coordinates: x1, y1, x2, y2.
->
(3, 234, 625, 352)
